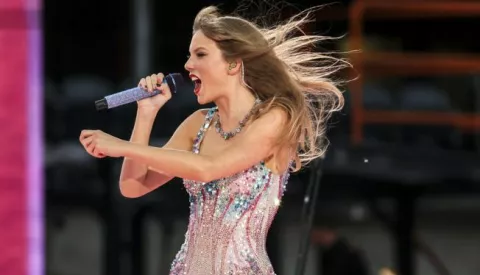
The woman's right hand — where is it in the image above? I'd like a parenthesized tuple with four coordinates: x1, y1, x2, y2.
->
(137, 73, 172, 111)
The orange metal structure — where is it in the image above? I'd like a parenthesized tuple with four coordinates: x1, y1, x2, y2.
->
(347, 0, 480, 144)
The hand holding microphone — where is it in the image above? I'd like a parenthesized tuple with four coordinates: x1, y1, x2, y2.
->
(82, 72, 188, 160)
(137, 73, 172, 111)
(94, 72, 188, 112)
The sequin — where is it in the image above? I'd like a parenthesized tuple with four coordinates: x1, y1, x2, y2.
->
(169, 107, 290, 275)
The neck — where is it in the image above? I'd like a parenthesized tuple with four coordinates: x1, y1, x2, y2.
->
(214, 86, 256, 131)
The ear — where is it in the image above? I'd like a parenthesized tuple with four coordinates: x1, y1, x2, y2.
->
(227, 59, 242, 75)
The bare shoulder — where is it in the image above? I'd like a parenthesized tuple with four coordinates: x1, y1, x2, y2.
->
(249, 107, 288, 135)
(184, 108, 211, 129)
(261, 107, 288, 123)
(252, 108, 291, 172)
(179, 108, 212, 137)
(162, 108, 211, 150)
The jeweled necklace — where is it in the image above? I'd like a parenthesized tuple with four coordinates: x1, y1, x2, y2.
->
(214, 98, 261, 140)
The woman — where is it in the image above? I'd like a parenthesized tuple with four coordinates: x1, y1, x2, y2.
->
(79, 5, 345, 275)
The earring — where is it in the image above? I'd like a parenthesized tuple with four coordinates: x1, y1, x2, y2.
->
(241, 62, 254, 92)
(228, 61, 237, 71)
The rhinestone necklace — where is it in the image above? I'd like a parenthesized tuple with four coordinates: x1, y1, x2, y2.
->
(214, 98, 261, 140)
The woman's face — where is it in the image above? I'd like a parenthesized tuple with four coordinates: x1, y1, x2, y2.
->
(184, 30, 231, 105)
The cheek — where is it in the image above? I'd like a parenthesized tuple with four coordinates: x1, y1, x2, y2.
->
(206, 58, 227, 76)
(207, 66, 227, 84)
(197, 58, 228, 88)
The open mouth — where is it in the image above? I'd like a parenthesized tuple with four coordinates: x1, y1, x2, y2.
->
(189, 74, 202, 95)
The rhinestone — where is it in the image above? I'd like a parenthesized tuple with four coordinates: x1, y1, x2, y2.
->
(171, 107, 288, 275)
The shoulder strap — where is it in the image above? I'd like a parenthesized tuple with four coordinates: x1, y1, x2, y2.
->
(192, 107, 217, 154)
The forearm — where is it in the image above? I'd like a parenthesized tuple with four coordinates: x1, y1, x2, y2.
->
(123, 143, 215, 182)
(119, 109, 158, 184)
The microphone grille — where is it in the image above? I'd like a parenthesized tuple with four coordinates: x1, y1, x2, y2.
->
(166, 73, 190, 94)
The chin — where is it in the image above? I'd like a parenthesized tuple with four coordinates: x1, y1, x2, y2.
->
(197, 87, 217, 105)
(196, 94, 211, 105)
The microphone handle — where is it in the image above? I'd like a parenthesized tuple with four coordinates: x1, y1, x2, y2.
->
(95, 87, 162, 110)
(94, 73, 183, 111)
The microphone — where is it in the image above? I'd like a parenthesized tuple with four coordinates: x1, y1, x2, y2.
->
(94, 73, 188, 111)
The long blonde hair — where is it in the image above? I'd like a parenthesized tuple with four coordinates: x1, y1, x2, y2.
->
(193, 5, 348, 171)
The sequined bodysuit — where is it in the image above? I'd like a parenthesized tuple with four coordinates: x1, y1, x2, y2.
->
(169, 107, 290, 275)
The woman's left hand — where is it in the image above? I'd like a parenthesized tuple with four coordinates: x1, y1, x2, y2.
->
(79, 130, 128, 158)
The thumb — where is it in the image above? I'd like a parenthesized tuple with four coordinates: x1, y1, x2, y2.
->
(158, 81, 171, 94)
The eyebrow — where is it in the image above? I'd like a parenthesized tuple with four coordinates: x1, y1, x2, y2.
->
(191, 46, 207, 53)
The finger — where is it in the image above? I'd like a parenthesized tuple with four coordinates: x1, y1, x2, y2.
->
(79, 130, 94, 141)
(86, 138, 95, 153)
(84, 144, 96, 158)
(146, 76, 153, 92)
(159, 82, 170, 93)
(150, 74, 158, 90)
(93, 147, 100, 157)
(138, 78, 147, 90)
(80, 136, 93, 148)
(93, 147, 106, 158)
(156, 73, 165, 88)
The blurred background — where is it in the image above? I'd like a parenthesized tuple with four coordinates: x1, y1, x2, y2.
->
(2, 0, 480, 274)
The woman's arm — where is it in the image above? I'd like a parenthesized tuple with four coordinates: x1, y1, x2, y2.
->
(118, 108, 165, 197)
(118, 72, 176, 198)
(119, 109, 203, 197)
(121, 108, 287, 182)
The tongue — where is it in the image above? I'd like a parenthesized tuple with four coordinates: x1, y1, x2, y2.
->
(195, 82, 201, 92)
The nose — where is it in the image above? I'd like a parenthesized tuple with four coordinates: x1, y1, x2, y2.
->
(184, 57, 194, 71)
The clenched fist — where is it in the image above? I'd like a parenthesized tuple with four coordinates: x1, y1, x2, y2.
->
(79, 130, 127, 158)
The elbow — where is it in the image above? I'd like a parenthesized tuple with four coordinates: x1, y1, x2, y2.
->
(119, 180, 145, 198)
(194, 159, 217, 183)
(196, 170, 214, 183)
(120, 190, 142, 199)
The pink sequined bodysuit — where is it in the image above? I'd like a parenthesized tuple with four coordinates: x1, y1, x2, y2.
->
(169, 107, 290, 275)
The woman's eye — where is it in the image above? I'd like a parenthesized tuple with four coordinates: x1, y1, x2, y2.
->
(196, 53, 206, 58)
